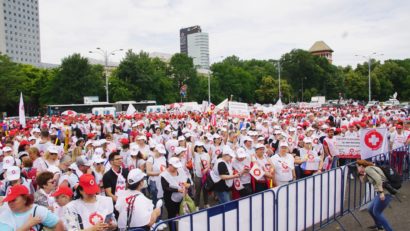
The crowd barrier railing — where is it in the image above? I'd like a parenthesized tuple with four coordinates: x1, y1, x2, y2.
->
(151, 189, 275, 231)
(148, 145, 409, 231)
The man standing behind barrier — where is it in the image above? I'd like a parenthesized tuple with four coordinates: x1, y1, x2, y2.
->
(389, 124, 410, 175)
(357, 159, 394, 231)
(323, 128, 338, 170)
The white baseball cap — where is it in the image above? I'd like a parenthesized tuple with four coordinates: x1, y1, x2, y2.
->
(243, 136, 252, 142)
(155, 144, 167, 154)
(303, 137, 313, 143)
(279, 142, 289, 148)
(236, 148, 247, 158)
(213, 134, 221, 139)
(5, 166, 20, 182)
(3, 156, 16, 169)
(92, 155, 106, 164)
(47, 146, 58, 154)
(194, 141, 205, 147)
(168, 157, 182, 168)
(28, 136, 37, 141)
(222, 146, 236, 158)
(136, 136, 147, 141)
(48, 165, 62, 175)
(255, 143, 265, 150)
(127, 168, 146, 185)
(2, 146, 12, 153)
(76, 156, 92, 167)
(174, 147, 187, 155)
(178, 136, 186, 142)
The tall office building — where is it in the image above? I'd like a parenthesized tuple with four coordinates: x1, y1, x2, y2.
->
(0, 0, 41, 65)
(180, 25, 210, 70)
(180, 25, 201, 54)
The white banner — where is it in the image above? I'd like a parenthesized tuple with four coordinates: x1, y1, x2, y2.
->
(335, 136, 361, 158)
(228, 101, 250, 118)
(360, 128, 389, 159)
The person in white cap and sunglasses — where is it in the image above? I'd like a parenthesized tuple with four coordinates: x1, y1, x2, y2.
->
(116, 168, 163, 231)
(0, 166, 35, 196)
(146, 144, 167, 206)
(271, 142, 296, 186)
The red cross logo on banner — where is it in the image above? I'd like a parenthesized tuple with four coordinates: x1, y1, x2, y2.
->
(364, 130, 383, 151)
(89, 212, 104, 225)
(254, 169, 261, 176)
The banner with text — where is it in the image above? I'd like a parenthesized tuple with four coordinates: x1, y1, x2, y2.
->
(335, 136, 361, 158)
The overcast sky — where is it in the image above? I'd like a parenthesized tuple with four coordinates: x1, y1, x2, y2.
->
(39, 0, 410, 67)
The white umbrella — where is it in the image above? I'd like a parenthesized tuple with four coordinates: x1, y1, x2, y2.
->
(61, 110, 77, 116)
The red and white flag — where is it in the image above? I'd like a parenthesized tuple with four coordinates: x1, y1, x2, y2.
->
(19, 92, 26, 128)
(210, 113, 217, 127)
(360, 128, 388, 159)
(249, 164, 265, 181)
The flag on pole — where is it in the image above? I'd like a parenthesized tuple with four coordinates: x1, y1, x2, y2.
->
(359, 128, 388, 160)
(19, 92, 26, 128)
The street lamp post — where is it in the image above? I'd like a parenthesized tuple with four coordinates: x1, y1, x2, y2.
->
(277, 60, 282, 100)
(89, 48, 123, 103)
(355, 52, 384, 102)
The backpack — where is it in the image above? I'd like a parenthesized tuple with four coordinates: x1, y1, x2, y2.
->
(379, 166, 402, 194)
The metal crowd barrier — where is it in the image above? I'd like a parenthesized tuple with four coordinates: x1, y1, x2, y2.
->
(147, 145, 409, 231)
(151, 189, 275, 231)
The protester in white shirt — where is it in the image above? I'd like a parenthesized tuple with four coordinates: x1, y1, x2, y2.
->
(115, 169, 162, 231)
(271, 142, 296, 186)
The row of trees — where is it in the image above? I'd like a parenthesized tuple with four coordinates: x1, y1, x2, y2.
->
(1, 49, 409, 116)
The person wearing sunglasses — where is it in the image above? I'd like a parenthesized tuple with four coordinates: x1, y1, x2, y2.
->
(34, 171, 57, 210)
(0, 185, 63, 230)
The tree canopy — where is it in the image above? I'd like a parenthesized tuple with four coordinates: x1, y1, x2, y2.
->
(1, 49, 409, 116)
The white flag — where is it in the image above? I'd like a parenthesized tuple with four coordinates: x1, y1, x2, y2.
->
(19, 92, 26, 128)
(126, 103, 136, 115)
(360, 128, 388, 159)
(250, 164, 265, 181)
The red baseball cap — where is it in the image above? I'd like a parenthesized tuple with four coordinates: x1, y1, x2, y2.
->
(2, 185, 29, 202)
(52, 186, 73, 198)
(396, 124, 403, 129)
(79, 174, 99, 194)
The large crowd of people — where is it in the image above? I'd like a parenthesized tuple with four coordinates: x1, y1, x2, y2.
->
(0, 105, 408, 230)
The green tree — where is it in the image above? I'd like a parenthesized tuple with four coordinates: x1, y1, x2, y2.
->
(47, 54, 105, 104)
(255, 76, 292, 103)
(0, 55, 28, 115)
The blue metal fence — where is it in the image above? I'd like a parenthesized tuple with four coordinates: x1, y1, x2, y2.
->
(147, 145, 409, 231)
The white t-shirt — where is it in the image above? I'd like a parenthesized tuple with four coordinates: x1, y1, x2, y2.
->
(193, 152, 210, 178)
(115, 190, 154, 229)
(271, 154, 295, 182)
(63, 195, 114, 230)
(390, 131, 409, 149)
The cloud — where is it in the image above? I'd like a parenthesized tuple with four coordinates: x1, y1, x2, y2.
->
(39, 0, 410, 66)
